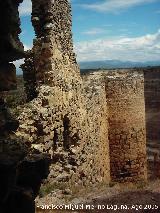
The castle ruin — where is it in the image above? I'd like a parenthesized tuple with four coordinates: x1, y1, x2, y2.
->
(17, 0, 147, 186)
(1, 0, 160, 212)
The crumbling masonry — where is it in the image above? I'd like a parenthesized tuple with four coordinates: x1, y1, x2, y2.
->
(17, 0, 147, 189)
(19, 0, 111, 187)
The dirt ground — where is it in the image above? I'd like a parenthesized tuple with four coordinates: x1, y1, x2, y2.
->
(36, 179, 160, 213)
(82, 190, 160, 212)
(76, 180, 160, 213)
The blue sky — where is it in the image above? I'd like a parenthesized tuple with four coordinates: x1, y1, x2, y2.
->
(18, 0, 160, 63)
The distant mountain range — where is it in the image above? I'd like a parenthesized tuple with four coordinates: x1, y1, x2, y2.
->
(79, 60, 160, 70)
(17, 60, 160, 75)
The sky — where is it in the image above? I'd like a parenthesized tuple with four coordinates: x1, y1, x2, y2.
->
(18, 0, 160, 64)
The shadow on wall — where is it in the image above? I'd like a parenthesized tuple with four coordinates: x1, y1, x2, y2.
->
(0, 97, 51, 213)
(0, 0, 51, 213)
(144, 67, 160, 179)
(144, 67, 160, 145)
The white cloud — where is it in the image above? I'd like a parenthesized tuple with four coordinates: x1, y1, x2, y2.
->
(19, 0, 32, 16)
(82, 0, 157, 13)
(14, 59, 24, 69)
(24, 44, 31, 51)
(82, 28, 106, 35)
(74, 29, 160, 62)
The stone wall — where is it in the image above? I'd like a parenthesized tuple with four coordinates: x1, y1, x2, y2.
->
(0, 0, 24, 63)
(0, 0, 24, 92)
(31, 0, 78, 86)
(82, 73, 110, 185)
(22, 50, 38, 101)
(18, 0, 111, 189)
(0, 5, 25, 212)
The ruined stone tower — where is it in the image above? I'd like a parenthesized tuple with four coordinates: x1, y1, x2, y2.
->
(105, 70, 147, 182)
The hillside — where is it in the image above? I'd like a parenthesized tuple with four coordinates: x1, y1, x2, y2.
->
(79, 60, 160, 70)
